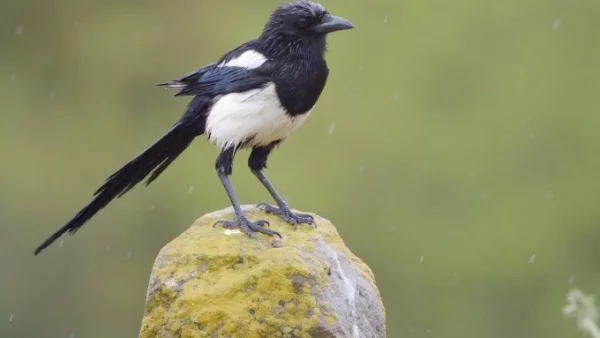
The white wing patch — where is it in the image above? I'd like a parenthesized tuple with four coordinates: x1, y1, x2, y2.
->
(205, 83, 311, 150)
(218, 50, 267, 69)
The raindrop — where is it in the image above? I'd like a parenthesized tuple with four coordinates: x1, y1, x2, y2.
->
(529, 254, 536, 264)
(383, 16, 388, 24)
(546, 190, 555, 201)
(188, 185, 194, 194)
(9, 314, 13, 322)
(358, 65, 364, 71)
(328, 123, 336, 135)
(59, 239, 64, 248)
(530, 133, 535, 139)
(359, 166, 365, 173)
(553, 19, 561, 31)
(126, 252, 132, 259)
(419, 256, 424, 263)
(568, 275, 575, 284)
(10, 75, 16, 82)
(15, 25, 23, 36)
(151, 204, 155, 210)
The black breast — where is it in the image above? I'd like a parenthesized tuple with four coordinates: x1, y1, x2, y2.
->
(272, 57, 329, 116)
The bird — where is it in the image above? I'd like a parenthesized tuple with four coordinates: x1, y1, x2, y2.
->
(33, 0, 354, 255)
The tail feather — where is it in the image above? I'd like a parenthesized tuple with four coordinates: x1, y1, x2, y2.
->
(34, 97, 208, 255)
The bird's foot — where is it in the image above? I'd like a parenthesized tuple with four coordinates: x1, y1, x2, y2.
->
(256, 202, 315, 228)
(213, 215, 280, 239)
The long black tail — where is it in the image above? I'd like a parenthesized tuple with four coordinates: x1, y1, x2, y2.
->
(34, 97, 208, 255)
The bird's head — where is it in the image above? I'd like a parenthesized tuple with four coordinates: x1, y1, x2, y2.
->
(261, 1, 354, 40)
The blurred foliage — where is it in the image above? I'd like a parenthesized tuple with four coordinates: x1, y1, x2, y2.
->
(1, 0, 599, 337)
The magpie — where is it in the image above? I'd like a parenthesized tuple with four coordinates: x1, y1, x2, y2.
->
(33, 0, 353, 255)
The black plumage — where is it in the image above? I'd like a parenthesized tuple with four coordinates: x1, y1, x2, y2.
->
(34, 0, 353, 255)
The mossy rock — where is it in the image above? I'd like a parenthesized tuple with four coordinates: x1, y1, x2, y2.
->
(139, 205, 386, 338)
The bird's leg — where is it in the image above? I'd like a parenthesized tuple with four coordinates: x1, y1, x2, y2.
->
(253, 170, 315, 226)
(248, 144, 315, 228)
(213, 146, 280, 238)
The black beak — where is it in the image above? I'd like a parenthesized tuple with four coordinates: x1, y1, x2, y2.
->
(313, 14, 354, 34)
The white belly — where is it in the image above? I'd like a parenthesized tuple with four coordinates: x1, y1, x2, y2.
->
(205, 83, 311, 150)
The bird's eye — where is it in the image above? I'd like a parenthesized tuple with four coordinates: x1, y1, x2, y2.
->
(298, 18, 308, 27)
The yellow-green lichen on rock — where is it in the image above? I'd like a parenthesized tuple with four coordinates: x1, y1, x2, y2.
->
(139, 205, 386, 338)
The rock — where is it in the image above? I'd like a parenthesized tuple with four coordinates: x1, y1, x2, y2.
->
(139, 205, 386, 338)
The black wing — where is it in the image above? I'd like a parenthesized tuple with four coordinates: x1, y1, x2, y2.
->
(156, 62, 272, 97)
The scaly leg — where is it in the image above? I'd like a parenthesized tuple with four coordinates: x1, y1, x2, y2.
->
(248, 143, 315, 227)
(213, 146, 280, 238)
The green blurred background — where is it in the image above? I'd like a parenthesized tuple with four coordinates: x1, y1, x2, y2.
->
(2, 0, 599, 337)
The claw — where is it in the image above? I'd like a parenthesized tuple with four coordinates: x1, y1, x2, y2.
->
(256, 202, 316, 228)
(213, 215, 279, 238)
(254, 219, 270, 227)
